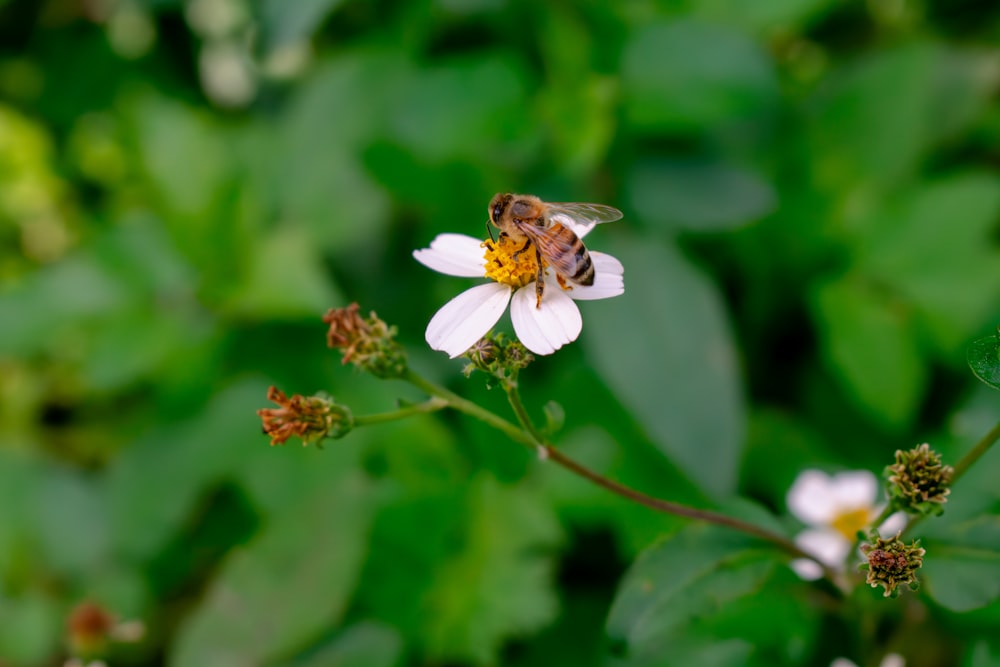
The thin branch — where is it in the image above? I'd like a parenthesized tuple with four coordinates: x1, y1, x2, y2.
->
(353, 397, 448, 426)
(404, 367, 836, 576)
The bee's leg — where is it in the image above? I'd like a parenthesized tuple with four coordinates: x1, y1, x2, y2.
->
(535, 247, 545, 309)
(555, 274, 572, 291)
(512, 238, 532, 262)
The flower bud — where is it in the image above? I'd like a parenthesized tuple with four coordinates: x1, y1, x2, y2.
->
(885, 443, 953, 516)
(859, 530, 925, 598)
(257, 386, 353, 446)
(323, 303, 407, 378)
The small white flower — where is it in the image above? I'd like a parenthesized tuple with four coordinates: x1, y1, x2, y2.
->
(831, 653, 904, 667)
(413, 228, 623, 357)
(786, 469, 906, 580)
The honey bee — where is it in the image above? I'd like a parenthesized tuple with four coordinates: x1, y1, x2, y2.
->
(488, 193, 623, 308)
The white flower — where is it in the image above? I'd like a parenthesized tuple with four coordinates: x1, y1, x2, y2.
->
(831, 653, 904, 667)
(786, 469, 907, 580)
(413, 229, 624, 357)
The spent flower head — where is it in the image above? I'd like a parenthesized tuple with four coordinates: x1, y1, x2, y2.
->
(413, 217, 624, 358)
(323, 303, 406, 378)
(786, 469, 906, 580)
(66, 601, 144, 661)
(463, 332, 534, 386)
(860, 530, 926, 598)
(257, 386, 352, 446)
(885, 443, 953, 517)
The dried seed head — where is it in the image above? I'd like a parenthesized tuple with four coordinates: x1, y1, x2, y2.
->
(323, 303, 406, 378)
(257, 386, 352, 446)
(885, 443, 953, 517)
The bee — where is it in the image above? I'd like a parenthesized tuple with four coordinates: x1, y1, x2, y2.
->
(488, 193, 623, 308)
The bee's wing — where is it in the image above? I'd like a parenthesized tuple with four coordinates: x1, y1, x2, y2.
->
(519, 221, 587, 281)
(546, 202, 623, 237)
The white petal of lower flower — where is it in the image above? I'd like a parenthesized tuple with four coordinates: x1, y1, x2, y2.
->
(795, 527, 851, 567)
(425, 282, 511, 358)
(880, 653, 905, 667)
(829, 470, 879, 510)
(830, 659, 859, 667)
(413, 234, 486, 277)
(789, 558, 825, 581)
(509, 284, 582, 355)
(878, 510, 908, 536)
(787, 470, 840, 525)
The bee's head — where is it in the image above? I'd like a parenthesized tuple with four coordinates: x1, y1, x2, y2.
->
(489, 193, 512, 226)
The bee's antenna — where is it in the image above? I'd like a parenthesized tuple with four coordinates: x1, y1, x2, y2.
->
(486, 220, 495, 243)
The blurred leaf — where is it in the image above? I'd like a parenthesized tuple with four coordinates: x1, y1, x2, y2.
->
(585, 234, 745, 497)
(291, 621, 403, 667)
(170, 471, 376, 666)
(221, 224, 343, 318)
(257, 0, 346, 52)
(0, 591, 62, 665)
(34, 465, 110, 577)
(812, 276, 925, 429)
(271, 55, 396, 251)
(422, 474, 563, 665)
(921, 516, 1000, 612)
(388, 54, 535, 164)
(806, 44, 999, 193)
(686, 0, 836, 32)
(968, 331, 1000, 391)
(628, 158, 776, 231)
(621, 19, 778, 133)
(107, 380, 269, 561)
(605, 524, 812, 667)
(857, 172, 1000, 352)
(360, 473, 563, 666)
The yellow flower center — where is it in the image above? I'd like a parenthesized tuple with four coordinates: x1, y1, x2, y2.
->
(829, 506, 873, 541)
(482, 235, 542, 288)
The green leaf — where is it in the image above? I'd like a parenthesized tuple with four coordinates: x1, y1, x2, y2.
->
(291, 621, 403, 667)
(170, 471, 376, 666)
(107, 380, 270, 561)
(812, 276, 925, 429)
(621, 19, 778, 133)
(857, 173, 1000, 352)
(422, 474, 563, 665)
(257, 0, 347, 52)
(806, 44, 999, 193)
(968, 331, 1000, 390)
(359, 474, 563, 666)
(921, 516, 1000, 612)
(606, 524, 813, 667)
(221, 224, 343, 318)
(628, 158, 776, 231)
(686, 0, 837, 32)
(584, 234, 745, 497)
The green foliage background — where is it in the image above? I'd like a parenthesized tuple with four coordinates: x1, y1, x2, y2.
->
(1, 0, 999, 665)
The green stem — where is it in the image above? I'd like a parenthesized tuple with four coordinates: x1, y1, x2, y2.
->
(904, 418, 1000, 536)
(951, 419, 1000, 485)
(403, 368, 835, 577)
(353, 397, 448, 426)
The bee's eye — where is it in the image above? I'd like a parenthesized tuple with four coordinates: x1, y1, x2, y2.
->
(492, 204, 503, 223)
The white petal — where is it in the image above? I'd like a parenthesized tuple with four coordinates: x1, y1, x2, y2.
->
(830, 659, 860, 667)
(880, 654, 905, 667)
(787, 470, 840, 525)
(413, 234, 486, 277)
(789, 558, 825, 581)
(829, 470, 879, 510)
(795, 528, 850, 567)
(878, 510, 907, 536)
(425, 283, 511, 358)
(591, 251, 624, 275)
(510, 285, 582, 355)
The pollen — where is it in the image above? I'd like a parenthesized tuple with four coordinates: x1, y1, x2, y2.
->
(830, 507, 873, 541)
(482, 235, 542, 288)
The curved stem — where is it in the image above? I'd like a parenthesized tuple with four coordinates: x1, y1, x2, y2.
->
(353, 397, 448, 426)
(404, 368, 834, 576)
(952, 419, 1000, 485)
